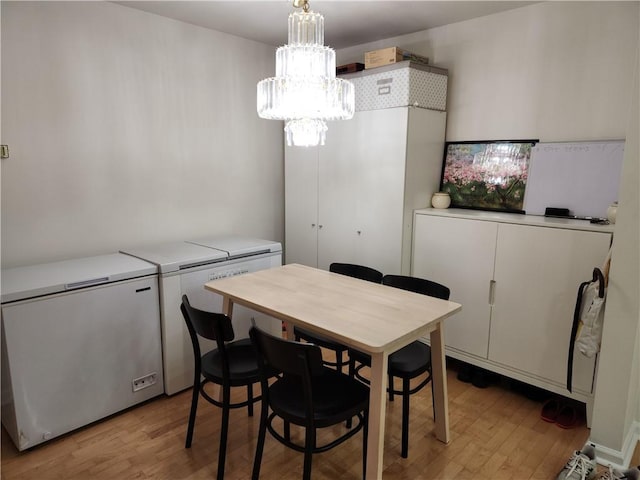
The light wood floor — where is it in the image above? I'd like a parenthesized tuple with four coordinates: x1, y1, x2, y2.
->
(1, 361, 634, 479)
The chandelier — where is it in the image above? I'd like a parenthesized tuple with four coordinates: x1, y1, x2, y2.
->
(256, 0, 355, 147)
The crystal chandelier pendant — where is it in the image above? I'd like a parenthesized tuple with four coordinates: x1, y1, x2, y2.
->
(256, 2, 355, 147)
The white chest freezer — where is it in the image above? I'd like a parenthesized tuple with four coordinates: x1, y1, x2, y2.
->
(1, 253, 164, 451)
(120, 235, 282, 395)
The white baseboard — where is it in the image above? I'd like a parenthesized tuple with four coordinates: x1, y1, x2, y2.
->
(591, 420, 640, 469)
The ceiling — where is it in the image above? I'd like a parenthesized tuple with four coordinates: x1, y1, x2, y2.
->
(116, 1, 538, 50)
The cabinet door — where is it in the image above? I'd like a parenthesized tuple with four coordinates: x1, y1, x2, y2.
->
(489, 224, 611, 393)
(316, 116, 361, 270)
(412, 214, 497, 357)
(284, 146, 319, 267)
(353, 108, 407, 274)
(318, 109, 408, 273)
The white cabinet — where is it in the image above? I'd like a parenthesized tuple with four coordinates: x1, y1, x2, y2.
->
(412, 210, 613, 401)
(285, 107, 446, 274)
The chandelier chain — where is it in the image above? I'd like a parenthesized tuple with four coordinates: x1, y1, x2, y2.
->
(292, 0, 310, 13)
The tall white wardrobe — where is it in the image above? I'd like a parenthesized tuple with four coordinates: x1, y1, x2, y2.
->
(284, 61, 448, 275)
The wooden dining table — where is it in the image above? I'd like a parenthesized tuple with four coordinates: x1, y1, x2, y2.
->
(205, 263, 462, 479)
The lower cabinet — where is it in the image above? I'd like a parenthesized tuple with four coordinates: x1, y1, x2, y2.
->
(412, 210, 613, 402)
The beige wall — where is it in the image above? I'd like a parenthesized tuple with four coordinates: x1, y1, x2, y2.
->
(339, 0, 639, 464)
(1, 1, 284, 268)
(339, 2, 637, 143)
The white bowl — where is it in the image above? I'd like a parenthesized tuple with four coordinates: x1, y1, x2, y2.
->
(431, 192, 451, 209)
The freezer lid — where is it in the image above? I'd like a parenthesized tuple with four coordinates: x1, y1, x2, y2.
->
(187, 235, 282, 259)
(120, 241, 228, 274)
(1, 253, 157, 304)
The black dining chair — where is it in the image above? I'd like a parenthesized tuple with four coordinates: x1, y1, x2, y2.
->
(348, 274, 450, 459)
(294, 262, 383, 372)
(250, 326, 370, 480)
(181, 294, 266, 480)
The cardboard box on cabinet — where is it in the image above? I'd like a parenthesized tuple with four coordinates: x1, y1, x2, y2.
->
(364, 47, 429, 69)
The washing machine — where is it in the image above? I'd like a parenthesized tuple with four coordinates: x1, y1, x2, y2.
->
(120, 236, 282, 395)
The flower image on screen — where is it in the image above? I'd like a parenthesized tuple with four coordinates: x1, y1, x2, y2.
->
(440, 140, 536, 213)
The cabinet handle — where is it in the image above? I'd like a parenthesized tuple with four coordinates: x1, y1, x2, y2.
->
(318, 224, 323, 229)
(311, 223, 316, 227)
(357, 230, 361, 235)
(489, 280, 496, 306)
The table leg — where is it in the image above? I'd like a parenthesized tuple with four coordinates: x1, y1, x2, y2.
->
(430, 322, 450, 443)
(222, 296, 234, 317)
(284, 321, 294, 340)
(367, 351, 388, 479)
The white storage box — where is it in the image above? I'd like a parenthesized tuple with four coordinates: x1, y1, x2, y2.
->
(341, 61, 448, 112)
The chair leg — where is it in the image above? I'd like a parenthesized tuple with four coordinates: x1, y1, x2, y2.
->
(217, 385, 231, 480)
(247, 383, 254, 417)
(401, 378, 410, 459)
(362, 412, 368, 480)
(429, 353, 435, 420)
(302, 425, 315, 480)
(430, 373, 436, 421)
(185, 380, 200, 448)
(284, 421, 291, 442)
(346, 358, 356, 429)
(252, 395, 269, 480)
(388, 373, 395, 401)
(335, 349, 343, 374)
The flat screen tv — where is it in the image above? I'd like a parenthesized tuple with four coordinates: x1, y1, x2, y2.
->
(439, 139, 538, 213)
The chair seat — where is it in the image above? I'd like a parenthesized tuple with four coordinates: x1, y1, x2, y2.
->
(388, 341, 431, 378)
(349, 341, 431, 377)
(269, 370, 369, 428)
(202, 340, 262, 386)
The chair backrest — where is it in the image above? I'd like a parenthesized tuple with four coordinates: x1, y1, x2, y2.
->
(249, 326, 325, 379)
(382, 274, 450, 300)
(330, 263, 383, 284)
(180, 294, 235, 361)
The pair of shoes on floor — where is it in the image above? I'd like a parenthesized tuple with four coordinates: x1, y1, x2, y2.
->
(556, 442, 640, 480)
(556, 443, 597, 479)
(456, 363, 494, 388)
(596, 464, 640, 480)
(541, 397, 580, 428)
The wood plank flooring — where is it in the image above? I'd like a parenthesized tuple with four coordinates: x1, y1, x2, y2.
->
(0, 361, 625, 479)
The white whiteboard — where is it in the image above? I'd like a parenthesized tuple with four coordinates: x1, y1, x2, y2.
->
(523, 140, 624, 218)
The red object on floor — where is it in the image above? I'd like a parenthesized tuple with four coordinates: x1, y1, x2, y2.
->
(541, 398, 562, 423)
(556, 404, 579, 429)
